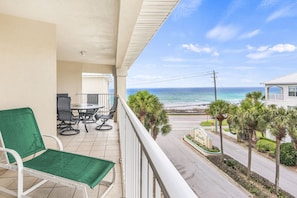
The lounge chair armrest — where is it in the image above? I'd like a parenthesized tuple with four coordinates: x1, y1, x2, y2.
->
(0, 147, 24, 197)
(42, 135, 63, 151)
(0, 147, 24, 168)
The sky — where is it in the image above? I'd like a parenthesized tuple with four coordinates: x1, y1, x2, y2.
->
(126, 0, 297, 88)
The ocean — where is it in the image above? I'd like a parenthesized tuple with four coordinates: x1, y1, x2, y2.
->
(126, 87, 265, 109)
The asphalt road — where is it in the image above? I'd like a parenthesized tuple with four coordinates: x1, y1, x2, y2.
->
(156, 115, 251, 198)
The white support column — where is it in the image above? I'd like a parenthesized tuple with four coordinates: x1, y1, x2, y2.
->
(115, 68, 127, 101)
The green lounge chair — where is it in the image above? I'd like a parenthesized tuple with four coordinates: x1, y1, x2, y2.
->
(0, 107, 115, 198)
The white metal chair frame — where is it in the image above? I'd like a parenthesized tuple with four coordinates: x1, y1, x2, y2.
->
(0, 134, 115, 198)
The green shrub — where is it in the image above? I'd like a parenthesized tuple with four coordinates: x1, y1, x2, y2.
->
(280, 143, 297, 166)
(200, 119, 228, 127)
(200, 120, 215, 126)
(256, 138, 276, 153)
(185, 134, 220, 152)
(225, 159, 236, 167)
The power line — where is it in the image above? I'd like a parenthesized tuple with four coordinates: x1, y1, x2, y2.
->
(131, 71, 214, 85)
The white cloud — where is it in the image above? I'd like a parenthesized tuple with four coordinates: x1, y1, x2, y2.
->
(269, 43, 296, 52)
(239, 29, 260, 39)
(266, 4, 297, 22)
(212, 51, 220, 56)
(259, 0, 280, 8)
(257, 45, 269, 52)
(182, 44, 211, 53)
(206, 25, 239, 41)
(246, 45, 254, 50)
(246, 51, 271, 59)
(173, 0, 203, 18)
(182, 43, 219, 56)
(246, 43, 297, 59)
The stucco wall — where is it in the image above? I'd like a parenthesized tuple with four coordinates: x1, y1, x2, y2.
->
(57, 61, 82, 104)
(0, 14, 56, 137)
(82, 76, 110, 94)
(57, 60, 113, 104)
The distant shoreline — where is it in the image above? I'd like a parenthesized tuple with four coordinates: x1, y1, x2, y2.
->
(165, 104, 208, 114)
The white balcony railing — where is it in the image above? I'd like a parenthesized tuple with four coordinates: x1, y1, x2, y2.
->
(268, 93, 284, 100)
(118, 96, 197, 198)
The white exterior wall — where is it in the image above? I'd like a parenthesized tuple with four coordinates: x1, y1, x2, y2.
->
(82, 76, 110, 94)
(265, 84, 297, 108)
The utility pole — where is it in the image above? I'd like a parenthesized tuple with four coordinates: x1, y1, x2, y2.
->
(213, 70, 218, 133)
(213, 70, 217, 101)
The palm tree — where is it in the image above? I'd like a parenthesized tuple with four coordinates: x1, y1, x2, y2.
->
(147, 104, 171, 140)
(228, 91, 266, 179)
(226, 104, 238, 134)
(287, 108, 297, 150)
(245, 91, 266, 140)
(128, 90, 156, 124)
(206, 100, 229, 160)
(128, 90, 171, 139)
(239, 97, 266, 179)
(246, 91, 265, 103)
(229, 105, 248, 141)
(267, 106, 289, 193)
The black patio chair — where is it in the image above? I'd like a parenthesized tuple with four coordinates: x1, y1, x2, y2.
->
(57, 96, 80, 135)
(95, 96, 118, 130)
(84, 94, 99, 121)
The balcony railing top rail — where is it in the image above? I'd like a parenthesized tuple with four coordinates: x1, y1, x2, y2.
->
(118, 96, 197, 198)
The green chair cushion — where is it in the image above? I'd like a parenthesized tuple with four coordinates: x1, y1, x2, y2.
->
(24, 149, 115, 188)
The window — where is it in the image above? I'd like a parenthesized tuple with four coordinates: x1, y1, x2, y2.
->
(288, 86, 297, 96)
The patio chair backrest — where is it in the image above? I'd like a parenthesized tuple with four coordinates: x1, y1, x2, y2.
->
(0, 107, 46, 163)
(57, 96, 72, 121)
(86, 94, 99, 115)
(110, 96, 118, 112)
(87, 94, 98, 104)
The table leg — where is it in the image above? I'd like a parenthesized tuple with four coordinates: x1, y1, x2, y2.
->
(84, 122, 88, 132)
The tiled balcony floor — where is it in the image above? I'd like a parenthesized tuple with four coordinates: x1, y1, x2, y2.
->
(0, 121, 123, 198)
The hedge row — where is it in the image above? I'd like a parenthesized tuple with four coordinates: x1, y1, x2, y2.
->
(256, 138, 297, 166)
(280, 143, 297, 166)
(256, 138, 276, 153)
(207, 155, 294, 197)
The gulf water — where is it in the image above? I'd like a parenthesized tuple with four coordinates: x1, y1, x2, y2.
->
(126, 87, 265, 108)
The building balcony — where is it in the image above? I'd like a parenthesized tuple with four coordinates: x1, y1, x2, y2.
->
(0, 96, 196, 198)
(267, 93, 284, 100)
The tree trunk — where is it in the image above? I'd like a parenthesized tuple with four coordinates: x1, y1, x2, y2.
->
(151, 124, 157, 140)
(247, 130, 252, 179)
(275, 138, 280, 194)
(293, 140, 297, 151)
(140, 115, 145, 125)
(219, 121, 224, 161)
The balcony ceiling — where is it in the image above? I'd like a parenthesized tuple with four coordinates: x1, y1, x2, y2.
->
(0, 0, 178, 72)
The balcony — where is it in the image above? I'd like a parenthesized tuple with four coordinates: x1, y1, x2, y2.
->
(0, 96, 196, 197)
(267, 93, 284, 100)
